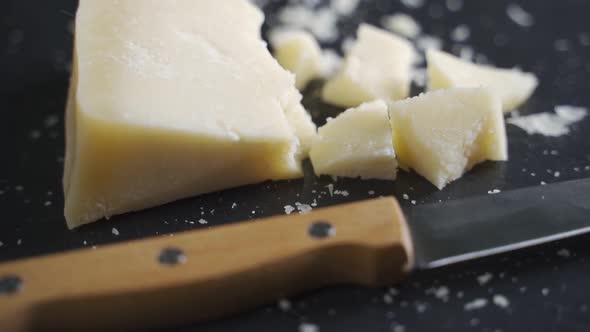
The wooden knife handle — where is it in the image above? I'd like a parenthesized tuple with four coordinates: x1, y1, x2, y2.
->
(0, 197, 414, 332)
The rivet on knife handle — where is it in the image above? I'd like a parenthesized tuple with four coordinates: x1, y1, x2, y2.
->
(0, 197, 414, 332)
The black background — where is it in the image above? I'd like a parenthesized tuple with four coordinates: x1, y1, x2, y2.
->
(1, 0, 590, 331)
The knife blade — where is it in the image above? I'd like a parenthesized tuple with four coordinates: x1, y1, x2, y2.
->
(1, 179, 589, 331)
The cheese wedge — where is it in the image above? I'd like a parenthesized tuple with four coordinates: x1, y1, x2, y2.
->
(389, 88, 507, 189)
(64, 0, 315, 228)
(427, 49, 538, 112)
(271, 30, 323, 90)
(310, 100, 398, 180)
(322, 24, 415, 108)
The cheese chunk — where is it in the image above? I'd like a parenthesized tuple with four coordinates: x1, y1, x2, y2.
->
(271, 30, 323, 90)
(427, 49, 538, 112)
(310, 100, 398, 180)
(64, 0, 315, 228)
(322, 24, 415, 108)
(389, 88, 507, 189)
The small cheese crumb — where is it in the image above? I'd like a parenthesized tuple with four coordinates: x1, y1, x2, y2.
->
(112, 228, 119, 236)
(383, 293, 393, 304)
(541, 288, 550, 296)
(507, 4, 534, 27)
(284, 205, 295, 215)
(299, 323, 319, 332)
(330, 0, 360, 16)
(445, 0, 463, 12)
(198, 219, 208, 225)
(402, 194, 409, 200)
(401, 0, 425, 9)
(381, 14, 422, 39)
(487, 189, 501, 194)
(368, 190, 375, 195)
(493, 294, 510, 308)
(231, 202, 237, 209)
(450, 25, 470, 42)
(44, 201, 52, 206)
(508, 106, 587, 137)
(411, 200, 417, 205)
(325, 184, 334, 197)
(554, 171, 560, 178)
(17, 239, 22, 245)
(278, 298, 292, 311)
(464, 298, 488, 311)
(557, 248, 571, 257)
(334, 190, 349, 197)
(477, 272, 493, 285)
(295, 202, 313, 214)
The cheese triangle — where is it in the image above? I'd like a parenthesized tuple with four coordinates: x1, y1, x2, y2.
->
(389, 88, 508, 189)
(64, 0, 315, 228)
(427, 49, 538, 112)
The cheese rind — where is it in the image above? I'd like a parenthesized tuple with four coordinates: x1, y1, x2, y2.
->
(65, 0, 313, 228)
(310, 100, 398, 180)
(322, 24, 415, 108)
(389, 88, 507, 189)
(427, 49, 538, 112)
(271, 30, 323, 90)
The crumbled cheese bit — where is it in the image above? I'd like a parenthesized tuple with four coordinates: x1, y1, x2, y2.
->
(284, 205, 295, 215)
(30, 130, 41, 139)
(383, 293, 393, 304)
(487, 189, 501, 195)
(330, 0, 360, 16)
(401, 0, 425, 8)
(0, 241, 3, 247)
(450, 24, 470, 42)
(416, 35, 443, 51)
(464, 298, 488, 311)
(368, 190, 375, 195)
(557, 248, 571, 257)
(541, 288, 550, 296)
(411, 200, 416, 205)
(445, 0, 463, 12)
(295, 202, 313, 214)
(112, 227, 120, 236)
(44, 201, 52, 206)
(507, 4, 534, 27)
(477, 272, 493, 285)
(508, 106, 588, 137)
(554, 171, 560, 178)
(231, 202, 237, 209)
(325, 184, 334, 197)
(381, 14, 422, 39)
(299, 323, 319, 332)
(493, 294, 510, 308)
(278, 298, 292, 311)
(44, 114, 59, 128)
(540, 181, 546, 186)
(17, 239, 22, 245)
(198, 219, 208, 225)
(427, 286, 450, 301)
(334, 190, 349, 197)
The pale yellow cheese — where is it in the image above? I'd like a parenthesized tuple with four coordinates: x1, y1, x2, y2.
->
(64, 0, 315, 228)
(271, 30, 323, 90)
(310, 100, 398, 180)
(389, 88, 507, 189)
(322, 24, 415, 108)
(427, 49, 538, 112)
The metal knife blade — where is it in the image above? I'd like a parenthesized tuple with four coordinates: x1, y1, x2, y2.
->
(407, 178, 590, 269)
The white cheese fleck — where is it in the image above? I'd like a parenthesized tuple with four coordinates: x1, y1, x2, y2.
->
(445, 0, 463, 12)
(381, 14, 422, 39)
(334, 190, 349, 197)
(330, 0, 360, 16)
(44, 201, 52, 206)
(383, 293, 393, 304)
(278, 298, 292, 311)
(450, 25, 470, 42)
(554, 171, 561, 178)
(464, 298, 488, 311)
(231, 202, 237, 209)
(299, 323, 319, 332)
(368, 190, 375, 195)
(401, 0, 425, 9)
(487, 189, 501, 195)
(541, 288, 550, 296)
(112, 228, 120, 236)
(295, 202, 313, 214)
(325, 184, 334, 197)
(507, 4, 534, 27)
(477, 272, 493, 285)
(493, 294, 510, 308)
(507, 106, 588, 137)
(557, 248, 571, 257)
(0, 241, 3, 247)
(198, 219, 208, 225)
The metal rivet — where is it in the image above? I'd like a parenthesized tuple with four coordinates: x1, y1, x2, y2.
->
(0, 275, 23, 296)
(158, 247, 187, 266)
(308, 221, 335, 239)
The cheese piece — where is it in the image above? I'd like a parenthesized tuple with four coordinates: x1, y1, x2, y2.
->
(64, 0, 314, 228)
(271, 30, 323, 90)
(322, 24, 415, 108)
(427, 49, 538, 112)
(310, 100, 397, 180)
(389, 88, 507, 189)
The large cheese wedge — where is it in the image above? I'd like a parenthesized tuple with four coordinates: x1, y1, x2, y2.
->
(427, 49, 538, 112)
(322, 24, 415, 108)
(310, 100, 398, 180)
(389, 88, 507, 189)
(64, 0, 315, 228)
(271, 30, 323, 90)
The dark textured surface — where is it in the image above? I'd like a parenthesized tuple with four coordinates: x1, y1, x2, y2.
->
(1, 0, 590, 331)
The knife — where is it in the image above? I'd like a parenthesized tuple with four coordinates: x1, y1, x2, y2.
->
(1, 179, 589, 332)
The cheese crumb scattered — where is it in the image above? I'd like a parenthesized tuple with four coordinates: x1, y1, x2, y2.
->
(477, 272, 493, 285)
(330, 0, 360, 16)
(0, 241, 3, 247)
(112, 228, 120, 236)
(295, 202, 313, 214)
(464, 298, 488, 311)
(445, 0, 463, 12)
(401, 0, 425, 9)
(508, 106, 587, 137)
(541, 288, 550, 296)
(334, 190, 349, 197)
(493, 295, 510, 308)
(381, 14, 422, 39)
(507, 4, 534, 27)
(278, 298, 292, 311)
(450, 25, 470, 42)
(198, 219, 208, 225)
(284, 205, 295, 215)
(557, 248, 571, 257)
(299, 323, 319, 332)
(488, 189, 501, 194)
